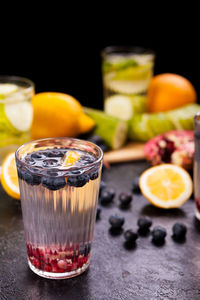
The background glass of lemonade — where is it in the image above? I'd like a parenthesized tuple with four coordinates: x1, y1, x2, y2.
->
(101, 46, 155, 120)
(0, 76, 34, 163)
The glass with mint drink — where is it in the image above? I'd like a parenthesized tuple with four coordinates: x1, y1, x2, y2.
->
(16, 138, 103, 279)
(102, 46, 155, 121)
(0, 76, 34, 163)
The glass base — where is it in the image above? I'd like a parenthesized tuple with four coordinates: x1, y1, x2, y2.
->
(195, 208, 200, 220)
(28, 258, 90, 279)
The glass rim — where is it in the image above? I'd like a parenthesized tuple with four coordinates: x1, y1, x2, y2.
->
(101, 45, 155, 58)
(0, 75, 35, 104)
(15, 137, 104, 173)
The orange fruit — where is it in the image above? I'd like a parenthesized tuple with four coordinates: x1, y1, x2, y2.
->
(1, 152, 20, 200)
(139, 164, 192, 209)
(31, 92, 95, 139)
(147, 73, 197, 112)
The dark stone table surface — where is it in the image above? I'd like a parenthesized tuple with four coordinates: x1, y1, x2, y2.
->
(1, 161, 200, 300)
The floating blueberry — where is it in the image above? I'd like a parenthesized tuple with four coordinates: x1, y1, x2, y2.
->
(43, 159, 59, 167)
(96, 206, 101, 220)
(31, 152, 45, 160)
(24, 156, 36, 165)
(89, 170, 99, 180)
(137, 217, 152, 232)
(132, 177, 141, 193)
(23, 172, 34, 184)
(100, 188, 115, 205)
(124, 230, 138, 243)
(109, 215, 125, 229)
(41, 176, 66, 190)
(152, 226, 167, 245)
(47, 150, 64, 157)
(99, 181, 107, 196)
(172, 223, 187, 241)
(67, 174, 89, 187)
(119, 192, 132, 206)
(71, 170, 82, 175)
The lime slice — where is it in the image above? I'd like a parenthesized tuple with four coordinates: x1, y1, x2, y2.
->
(0, 84, 19, 98)
(84, 107, 128, 149)
(105, 95, 146, 121)
(5, 101, 33, 132)
(104, 72, 152, 94)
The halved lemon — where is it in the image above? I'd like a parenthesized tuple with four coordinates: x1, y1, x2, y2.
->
(139, 164, 192, 209)
(1, 152, 20, 200)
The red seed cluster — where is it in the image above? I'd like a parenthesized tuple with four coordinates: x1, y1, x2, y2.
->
(26, 243, 90, 273)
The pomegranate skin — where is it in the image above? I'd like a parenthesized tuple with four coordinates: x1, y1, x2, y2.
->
(144, 130, 194, 170)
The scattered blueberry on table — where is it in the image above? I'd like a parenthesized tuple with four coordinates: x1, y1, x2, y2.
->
(152, 226, 167, 245)
(124, 230, 138, 243)
(119, 192, 133, 207)
(109, 215, 125, 229)
(132, 177, 141, 194)
(137, 217, 152, 235)
(100, 188, 115, 205)
(96, 206, 101, 220)
(172, 223, 187, 241)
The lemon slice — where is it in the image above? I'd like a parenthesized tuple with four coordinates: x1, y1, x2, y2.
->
(139, 164, 192, 209)
(62, 150, 81, 167)
(5, 101, 33, 132)
(0, 152, 20, 200)
(0, 83, 19, 98)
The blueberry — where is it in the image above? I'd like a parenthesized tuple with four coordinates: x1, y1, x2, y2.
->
(119, 192, 132, 206)
(71, 170, 82, 175)
(152, 226, 167, 245)
(31, 152, 45, 159)
(43, 159, 59, 167)
(96, 206, 101, 220)
(132, 177, 141, 193)
(99, 181, 107, 196)
(67, 174, 89, 187)
(23, 172, 34, 184)
(41, 176, 66, 190)
(80, 155, 95, 164)
(124, 230, 138, 243)
(46, 150, 64, 157)
(17, 169, 23, 180)
(172, 223, 187, 241)
(100, 188, 115, 205)
(89, 170, 99, 180)
(88, 135, 104, 145)
(32, 175, 41, 185)
(99, 143, 109, 152)
(109, 215, 125, 229)
(24, 156, 36, 165)
(137, 217, 152, 232)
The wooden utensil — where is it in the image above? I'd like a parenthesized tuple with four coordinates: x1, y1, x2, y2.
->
(104, 142, 145, 163)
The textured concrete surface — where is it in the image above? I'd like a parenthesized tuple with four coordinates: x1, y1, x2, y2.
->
(1, 161, 200, 300)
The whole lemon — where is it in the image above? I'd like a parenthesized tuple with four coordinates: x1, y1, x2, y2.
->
(31, 92, 94, 139)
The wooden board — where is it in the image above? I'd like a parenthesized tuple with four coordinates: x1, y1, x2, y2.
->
(104, 142, 145, 163)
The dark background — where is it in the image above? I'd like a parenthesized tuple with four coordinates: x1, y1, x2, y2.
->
(1, 12, 199, 109)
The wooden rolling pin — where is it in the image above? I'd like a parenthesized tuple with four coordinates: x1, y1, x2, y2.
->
(104, 142, 145, 163)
